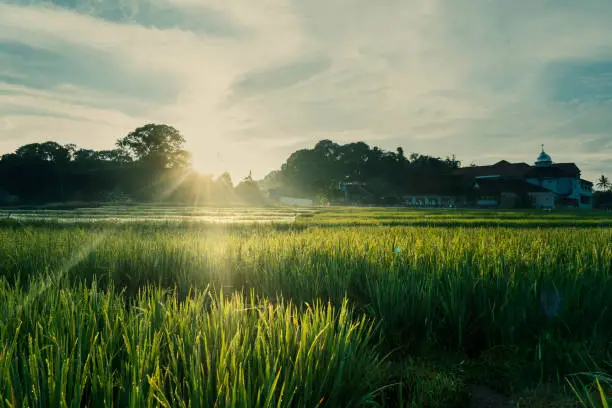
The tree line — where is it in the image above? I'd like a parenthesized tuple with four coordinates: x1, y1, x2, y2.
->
(0, 123, 465, 206)
(1, 122, 610, 208)
(0, 124, 262, 206)
(263, 140, 463, 204)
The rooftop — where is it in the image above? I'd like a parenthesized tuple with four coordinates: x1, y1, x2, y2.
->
(453, 161, 581, 179)
(453, 161, 532, 178)
(474, 178, 552, 195)
(535, 148, 553, 167)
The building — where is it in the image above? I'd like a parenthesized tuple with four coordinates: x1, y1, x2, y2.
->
(279, 196, 314, 206)
(266, 188, 315, 206)
(401, 176, 462, 208)
(452, 147, 593, 209)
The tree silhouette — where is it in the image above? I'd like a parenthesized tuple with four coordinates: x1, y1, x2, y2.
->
(235, 172, 264, 205)
(15, 142, 72, 163)
(117, 124, 191, 169)
(277, 140, 461, 201)
(596, 174, 611, 191)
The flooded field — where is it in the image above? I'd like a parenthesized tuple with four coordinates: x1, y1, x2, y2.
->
(0, 206, 318, 224)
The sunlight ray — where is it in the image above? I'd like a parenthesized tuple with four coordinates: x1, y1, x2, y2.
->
(19, 233, 107, 310)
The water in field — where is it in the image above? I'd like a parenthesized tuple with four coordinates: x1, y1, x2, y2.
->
(0, 206, 318, 224)
(2, 206, 612, 228)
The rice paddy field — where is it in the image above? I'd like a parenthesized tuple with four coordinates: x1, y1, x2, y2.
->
(0, 206, 611, 407)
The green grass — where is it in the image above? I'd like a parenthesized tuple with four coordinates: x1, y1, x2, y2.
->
(0, 207, 611, 407)
(1, 283, 387, 407)
(302, 207, 612, 228)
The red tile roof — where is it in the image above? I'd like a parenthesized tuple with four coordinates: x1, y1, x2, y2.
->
(475, 179, 552, 195)
(526, 163, 580, 178)
(453, 161, 581, 179)
(452, 161, 532, 178)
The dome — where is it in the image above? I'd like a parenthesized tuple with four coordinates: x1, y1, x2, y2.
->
(537, 151, 552, 162)
(535, 146, 553, 167)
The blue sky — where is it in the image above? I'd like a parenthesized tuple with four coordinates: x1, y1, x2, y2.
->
(1, 0, 611, 181)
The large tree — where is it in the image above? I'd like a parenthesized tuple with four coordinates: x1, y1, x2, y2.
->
(0, 125, 201, 204)
(15, 142, 72, 163)
(116, 124, 191, 169)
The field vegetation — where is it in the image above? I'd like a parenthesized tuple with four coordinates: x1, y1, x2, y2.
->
(0, 207, 610, 407)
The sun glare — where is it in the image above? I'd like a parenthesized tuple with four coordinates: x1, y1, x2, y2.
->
(188, 147, 254, 181)
(189, 148, 225, 176)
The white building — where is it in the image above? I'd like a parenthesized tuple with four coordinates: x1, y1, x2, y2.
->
(279, 196, 314, 206)
(453, 147, 593, 209)
(523, 149, 593, 209)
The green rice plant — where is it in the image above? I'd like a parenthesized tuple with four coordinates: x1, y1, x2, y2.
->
(568, 374, 611, 408)
(0, 207, 611, 404)
(566, 353, 612, 408)
(384, 358, 468, 407)
(0, 280, 388, 407)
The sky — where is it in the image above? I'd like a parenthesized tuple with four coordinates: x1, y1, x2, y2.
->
(1, 0, 611, 182)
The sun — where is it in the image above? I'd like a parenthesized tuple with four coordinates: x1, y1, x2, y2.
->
(185, 138, 264, 182)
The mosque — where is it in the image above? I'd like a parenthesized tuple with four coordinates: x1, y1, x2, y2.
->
(451, 146, 593, 209)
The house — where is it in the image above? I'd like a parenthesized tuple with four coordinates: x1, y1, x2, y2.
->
(279, 196, 314, 206)
(340, 178, 460, 207)
(401, 177, 461, 207)
(452, 147, 593, 209)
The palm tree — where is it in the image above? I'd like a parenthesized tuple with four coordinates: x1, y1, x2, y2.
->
(596, 174, 611, 191)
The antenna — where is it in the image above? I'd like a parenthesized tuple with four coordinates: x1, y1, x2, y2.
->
(541, 144, 544, 153)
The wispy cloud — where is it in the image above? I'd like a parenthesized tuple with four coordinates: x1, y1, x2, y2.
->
(0, 0, 611, 180)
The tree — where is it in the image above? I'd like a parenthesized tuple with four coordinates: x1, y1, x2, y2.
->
(116, 124, 191, 169)
(259, 170, 284, 191)
(396, 147, 406, 162)
(74, 149, 96, 162)
(444, 154, 461, 169)
(217, 172, 233, 189)
(1, 135, 467, 206)
(596, 174, 611, 191)
(64, 144, 78, 161)
(15, 142, 71, 163)
(96, 149, 133, 164)
(211, 172, 234, 205)
(277, 140, 461, 200)
(4, 142, 75, 201)
(235, 172, 264, 205)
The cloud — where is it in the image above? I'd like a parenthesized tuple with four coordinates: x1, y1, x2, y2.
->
(229, 56, 332, 102)
(546, 60, 612, 102)
(0, 41, 179, 105)
(0, 0, 611, 180)
(225, 0, 612, 179)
